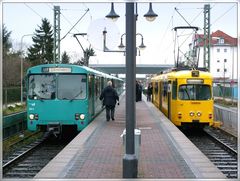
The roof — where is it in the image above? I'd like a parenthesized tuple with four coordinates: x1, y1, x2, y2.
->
(151, 70, 213, 81)
(195, 30, 237, 46)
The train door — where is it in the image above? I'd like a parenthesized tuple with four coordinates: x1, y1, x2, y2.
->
(88, 75, 95, 119)
(167, 81, 172, 119)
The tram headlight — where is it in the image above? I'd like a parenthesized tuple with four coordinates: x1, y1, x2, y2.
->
(75, 113, 85, 120)
(34, 114, 39, 120)
(189, 112, 194, 117)
(79, 114, 85, 120)
(178, 112, 182, 119)
(197, 112, 202, 117)
(29, 114, 35, 120)
(75, 113, 79, 120)
(209, 113, 213, 119)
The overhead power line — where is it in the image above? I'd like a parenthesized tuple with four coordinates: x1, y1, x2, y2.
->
(24, 3, 43, 19)
(61, 8, 89, 41)
(211, 4, 236, 27)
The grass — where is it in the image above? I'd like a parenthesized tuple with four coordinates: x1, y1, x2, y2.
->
(3, 130, 43, 159)
(3, 103, 26, 116)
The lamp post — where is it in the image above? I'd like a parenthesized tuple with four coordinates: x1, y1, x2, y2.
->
(103, 30, 146, 55)
(105, 2, 157, 178)
(118, 33, 146, 51)
(20, 34, 34, 104)
(223, 60, 226, 101)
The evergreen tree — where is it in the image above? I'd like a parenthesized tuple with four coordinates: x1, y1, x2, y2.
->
(61, 51, 70, 64)
(3, 24, 12, 55)
(27, 18, 53, 65)
(82, 45, 95, 66)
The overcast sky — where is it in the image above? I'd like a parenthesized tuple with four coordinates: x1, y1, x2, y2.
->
(2, 0, 238, 65)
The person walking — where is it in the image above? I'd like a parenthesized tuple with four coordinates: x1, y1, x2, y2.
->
(147, 83, 153, 101)
(100, 81, 119, 121)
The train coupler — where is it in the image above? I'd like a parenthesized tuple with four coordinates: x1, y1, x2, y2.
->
(47, 123, 62, 137)
(212, 121, 223, 128)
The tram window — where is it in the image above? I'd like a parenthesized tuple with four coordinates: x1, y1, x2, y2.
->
(178, 84, 211, 100)
(154, 82, 158, 93)
(28, 74, 56, 100)
(172, 81, 177, 100)
(58, 74, 87, 100)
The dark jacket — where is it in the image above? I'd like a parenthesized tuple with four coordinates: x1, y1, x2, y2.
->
(100, 86, 119, 106)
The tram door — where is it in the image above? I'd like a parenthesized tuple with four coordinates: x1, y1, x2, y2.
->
(167, 81, 171, 119)
(88, 75, 95, 119)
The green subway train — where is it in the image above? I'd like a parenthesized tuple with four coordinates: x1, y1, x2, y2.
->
(26, 64, 124, 134)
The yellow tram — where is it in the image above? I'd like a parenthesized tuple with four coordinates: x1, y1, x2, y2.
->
(151, 68, 214, 128)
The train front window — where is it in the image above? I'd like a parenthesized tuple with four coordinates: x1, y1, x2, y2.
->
(178, 84, 211, 100)
(28, 74, 56, 100)
(58, 74, 87, 100)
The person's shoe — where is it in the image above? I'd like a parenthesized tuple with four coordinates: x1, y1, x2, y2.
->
(112, 118, 115, 121)
(106, 119, 110, 122)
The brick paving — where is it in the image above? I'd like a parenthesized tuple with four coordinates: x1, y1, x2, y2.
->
(136, 99, 194, 178)
(36, 93, 225, 179)
(64, 94, 195, 179)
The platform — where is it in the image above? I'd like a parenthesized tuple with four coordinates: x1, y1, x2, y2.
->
(35, 93, 225, 179)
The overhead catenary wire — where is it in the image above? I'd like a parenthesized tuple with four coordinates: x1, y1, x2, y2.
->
(24, 3, 43, 19)
(210, 4, 236, 27)
(61, 8, 89, 41)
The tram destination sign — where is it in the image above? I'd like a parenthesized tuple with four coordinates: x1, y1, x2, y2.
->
(42, 67, 72, 73)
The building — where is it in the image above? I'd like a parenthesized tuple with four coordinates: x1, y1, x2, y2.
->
(195, 30, 238, 81)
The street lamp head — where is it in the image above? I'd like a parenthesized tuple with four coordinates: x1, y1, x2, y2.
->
(105, 3, 120, 22)
(144, 3, 158, 22)
(138, 41, 146, 51)
(118, 42, 125, 50)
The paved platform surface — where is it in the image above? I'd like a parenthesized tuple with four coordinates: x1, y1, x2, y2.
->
(35, 93, 225, 179)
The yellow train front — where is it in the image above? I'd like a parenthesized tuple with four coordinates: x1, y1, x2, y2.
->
(151, 69, 214, 128)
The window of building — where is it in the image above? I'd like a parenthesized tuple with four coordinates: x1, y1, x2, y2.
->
(224, 48, 227, 52)
(217, 69, 220, 72)
(224, 68, 227, 72)
(224, 59, 227, 63)
(218, 38, 224, 44)
(217, 60, 220, 63)
(217, 48, 220, 52)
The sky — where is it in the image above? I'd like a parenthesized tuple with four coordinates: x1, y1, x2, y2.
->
(2, 0, 239, 66)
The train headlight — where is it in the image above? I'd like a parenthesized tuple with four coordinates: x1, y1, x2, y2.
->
(197, 112, 202, 117)
(178, 112, 182, 119)
(209, 113, 213, 119)
(75, 113, 85, 120)
(29, 114, 35, 120)
(79, 114, 85, 120)
(189, 112, 194, 117)
(35, 114, 39, 120)
(75, 113, 79, 120)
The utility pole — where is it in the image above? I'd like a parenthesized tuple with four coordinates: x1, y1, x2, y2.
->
(203, 4, 210, 71)
(53, 6, 60, 63)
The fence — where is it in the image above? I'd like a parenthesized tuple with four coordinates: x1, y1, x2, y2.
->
(3, 87, 22, 106)
(214, 104, 237, 136)
(213, 85, 238, 100)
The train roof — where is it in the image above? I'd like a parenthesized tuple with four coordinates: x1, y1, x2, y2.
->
(151, 69, 213, 81)
(27, 64, 123, 81)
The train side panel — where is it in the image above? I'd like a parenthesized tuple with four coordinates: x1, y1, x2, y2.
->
(151, 69, 214, 128)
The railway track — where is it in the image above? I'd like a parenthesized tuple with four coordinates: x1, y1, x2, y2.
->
(183, 127, 237, 178)
(3, 132, 76, 178)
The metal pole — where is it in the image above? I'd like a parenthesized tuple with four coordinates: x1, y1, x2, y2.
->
(20, 34, 33, 104)
(123, 2, 137, 178)
(20, 37, 23, 104)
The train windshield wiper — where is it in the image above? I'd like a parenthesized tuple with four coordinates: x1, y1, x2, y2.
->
(70, 90, 82, 102)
